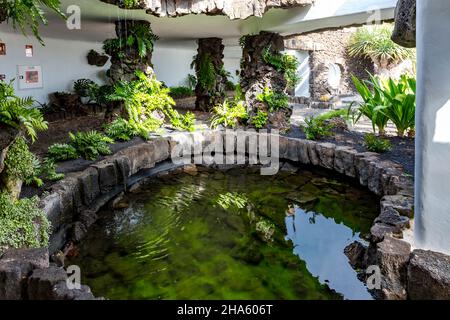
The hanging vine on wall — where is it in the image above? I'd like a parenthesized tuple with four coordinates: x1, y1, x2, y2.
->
(192, 53, 217, 93)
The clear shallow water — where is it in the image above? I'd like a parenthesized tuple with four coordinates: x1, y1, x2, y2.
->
(69, 167, 379, 300)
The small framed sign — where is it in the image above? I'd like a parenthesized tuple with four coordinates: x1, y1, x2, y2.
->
(0, 43, 6, 55)
(25, 45, 33, 57)
(17, 65, 43, 89)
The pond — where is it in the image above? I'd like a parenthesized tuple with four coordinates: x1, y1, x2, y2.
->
(69, 166, 380, 300)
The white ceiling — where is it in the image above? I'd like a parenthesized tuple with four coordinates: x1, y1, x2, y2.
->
(2, 0, 397, 43)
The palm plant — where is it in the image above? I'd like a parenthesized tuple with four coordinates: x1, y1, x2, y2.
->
(351, 75, 390, 135)
(374, 75, 416, 137)
(348, 24, 415, 72)
(1, 0, 65, 45)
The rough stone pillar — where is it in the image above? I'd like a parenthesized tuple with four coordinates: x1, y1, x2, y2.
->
(240, 31, 287, 116)
(392, 0, 416, 48)
(107, 20, 155, 83)
(414, 0, 450, 255)
(194, 38, 227, 112)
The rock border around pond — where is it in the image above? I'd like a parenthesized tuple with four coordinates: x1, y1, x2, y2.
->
(0, 130, 448, 300)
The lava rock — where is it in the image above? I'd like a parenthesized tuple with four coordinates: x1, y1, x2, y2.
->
(344, 241, 367, 269)
(0, 248, 49, 300)
(375, 207, 410, 230)
(375, 236, 411, 300)
(408, 249, 450, 300)
(27, 266, 68, 300)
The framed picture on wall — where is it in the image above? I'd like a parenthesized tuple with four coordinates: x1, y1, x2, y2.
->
(0, 43, 6, 55)
(17, 65, 43, 89)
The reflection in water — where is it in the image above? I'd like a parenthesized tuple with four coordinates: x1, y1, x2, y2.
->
(285, 206, 373, 300)
(69, 169, 379, 300)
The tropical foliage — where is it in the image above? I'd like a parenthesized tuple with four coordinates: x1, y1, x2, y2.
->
(256, 87, 289, 112)
(0, 192, 50, 250)
(108, 71, 196, 135)
(169, 86, 194, 99)
(68, 131, 114, 161)
(263, 47, 301, 91)
(251, 110, 268, 129)
(47, 143, 79, 161)
(364, 133, 392, 153)
(210, 99, 248, 129)
(352, 73, 416, 136)
(0, 0, 65, 44)
(348, 24, 415, 68)
(103, 24, 159, 59)
(0, 80, 48, 142)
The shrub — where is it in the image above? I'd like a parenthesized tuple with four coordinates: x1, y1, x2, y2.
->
(364, 133, 392, 153)
(68, 131, 114, 161)
(4, 137, 42, 186)
(210, 100, 248, 129)
(47, 143, 78, 161)
(348, 24, 415, 68)
(169, 86, 194, 99)
(251, 110, 268, 129)
(256, 87, 289, 112)
(0, 192, 50, 251)
(303, 117, 333, 141)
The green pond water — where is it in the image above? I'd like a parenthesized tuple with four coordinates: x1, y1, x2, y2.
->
(69, 167, 379, 300)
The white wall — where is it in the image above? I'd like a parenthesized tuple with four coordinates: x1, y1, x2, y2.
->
(0, 23, 242, 103)
(285, 49, 310, 97)
(0, 25, 112, 103)
(414, 0, 450, 255)
(153, 40, 242, 87)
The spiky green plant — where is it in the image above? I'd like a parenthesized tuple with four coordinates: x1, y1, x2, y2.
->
(373, 75, 416, 137)
(351, 74, 390, 135)
(348, 24, 415, 68)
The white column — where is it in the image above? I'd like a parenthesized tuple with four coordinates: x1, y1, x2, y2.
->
(415, 0, 450, 255)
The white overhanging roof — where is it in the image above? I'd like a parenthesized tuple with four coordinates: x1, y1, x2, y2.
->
(6, 0, 397, 42)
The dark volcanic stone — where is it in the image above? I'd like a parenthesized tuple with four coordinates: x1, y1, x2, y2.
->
(408, 249, 450, 300)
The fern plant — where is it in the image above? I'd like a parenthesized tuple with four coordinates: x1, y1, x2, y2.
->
(210, 100, 248, 129)
(104, 118, 138, 141)
(262, 47, 300, 90)
(47, 143, 79, 161)
(108, 71, 196, 136)
(251, 110, 268, 129)
(0, 80, 48, 142)
(256, 87, 289, 112)
(0, 0, 65, 45)
(68, 131, 114, 161)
